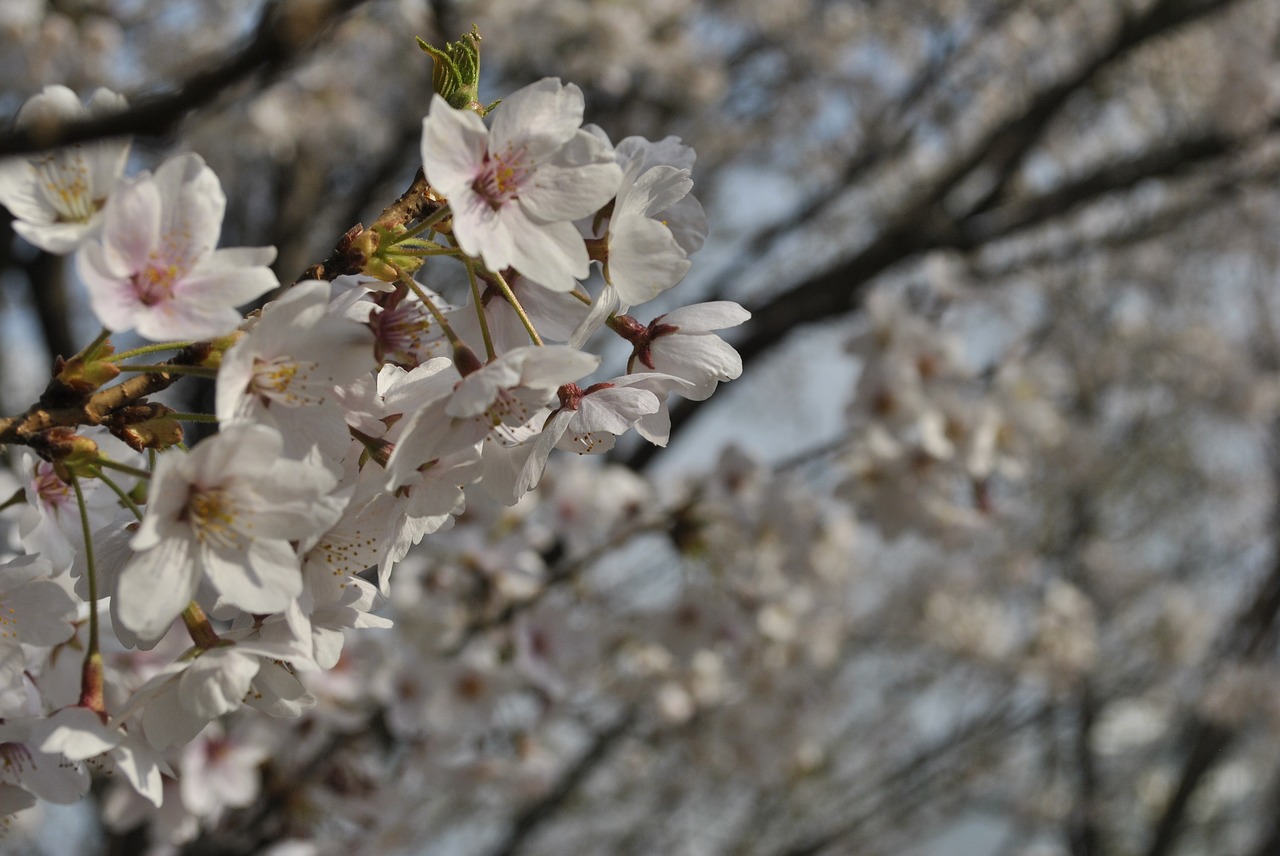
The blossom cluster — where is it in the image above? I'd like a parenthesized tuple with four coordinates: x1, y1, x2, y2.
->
(0, 52, 746, 832)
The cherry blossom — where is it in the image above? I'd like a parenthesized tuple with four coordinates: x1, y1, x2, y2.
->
(0, 86, 129, 254)
(34, 707, 166, 806)
(384, 345, 600, 491)
(216, 280, 375, 467)
(116, 425, 344, 639)
(625, 302, 751, 400)
(0, 57, 749, 844)
(421, 78, 622, 291)
(76, 153, 278, 340)
(602, 136, 707, 308)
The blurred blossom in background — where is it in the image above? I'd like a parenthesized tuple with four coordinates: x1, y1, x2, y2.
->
(5, 0, 1280, 854)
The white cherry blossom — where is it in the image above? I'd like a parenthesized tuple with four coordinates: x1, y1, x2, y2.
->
(385, 345, 599, 490)
(603, 136, 707, 308)
(34, 707, 166, 806)
(0, 86, 129, 254)
(216, 280, 375, 467)
(117, 425, 344, 639)
(627, 302, 751, 400)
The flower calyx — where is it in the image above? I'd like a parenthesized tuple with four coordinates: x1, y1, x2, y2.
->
(50, 346, 122, 400)
(107, 402, 184, 452)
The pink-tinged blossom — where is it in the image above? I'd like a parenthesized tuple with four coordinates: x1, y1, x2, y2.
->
(117, 425, 344, 640)
(627, 302, 751, 400)
(216, 280, 375, 468)
(76, 153, 278, 340)
(421, 78, 622, 291)
(178, 724, 270, 821)
(0, 86, 129, 254)
(11, 434, 140, 570)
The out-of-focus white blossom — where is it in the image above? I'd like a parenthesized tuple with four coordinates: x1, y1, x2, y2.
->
(0, 85, 128, 254)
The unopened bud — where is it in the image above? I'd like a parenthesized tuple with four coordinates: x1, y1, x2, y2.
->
(418, 25, 485, 114)
(38, 429, 101, 480)
(54, 347, 121, 396)
(110, 403, 184, 451)
(199, 332, 245, 370)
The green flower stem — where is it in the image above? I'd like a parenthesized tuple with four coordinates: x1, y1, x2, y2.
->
(489, 268, 543, 346)
(69, 474, 100, 658)
(401, 272, 466, 350)
(110, 341, 196, 362)
(92, 468, 143, 520)
(181, 602, 221, 650)
(400, 203, 452, 239)
(96, 457, 153, 481)
(466, 261, 498, 360)
(398, 244, 462, 258)
(116, 363, 217, 378)
(76, 329, 113, 362)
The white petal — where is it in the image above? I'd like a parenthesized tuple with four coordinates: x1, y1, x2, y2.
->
(179, 648, 259, 719)
(490, 78, 582, 159)
(608, 214, 690, 306)
(37, 707, 118, 760)
(421, 95, 488, 197)
(658, 301, 751, 332)
(117, 537, 197, 639)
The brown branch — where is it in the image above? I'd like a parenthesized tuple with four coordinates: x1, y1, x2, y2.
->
(956, 117, 1280, 249)
(0, 167, 441, 453)
(962, 0, 1250, 220)
(1140, 426, 1280, 856)
(0, 342, 215, 446)
(772, 703, 1046, 856)
(1069, 683, 1102, 856)
(486, 710, 636, 856)
(0, 0, 372, 157)
(701, 0, 1022, 304)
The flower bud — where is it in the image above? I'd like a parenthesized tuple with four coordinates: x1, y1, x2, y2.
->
(37, 428, 101, 478)
(109, 403, 184, 452)
(53, 348, 121, 396)
(418, 26, 485, 114)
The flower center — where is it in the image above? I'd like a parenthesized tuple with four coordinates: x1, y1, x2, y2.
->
(31, 461, 73, 512)
(130, 263, 181, 307)
(248, 356, 321, 408)
(183, 487, 244, 549)
(484, 387, 536, 428)
(375, 301, 441, 363)
(0, 742, 33, 771)
(34, 152, 95, 223)
(472, 146, 530, 210)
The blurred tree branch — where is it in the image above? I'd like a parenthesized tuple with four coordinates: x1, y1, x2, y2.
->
(627, 0, 1251, 470)
(0, 0, 372, 157)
